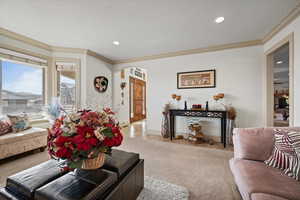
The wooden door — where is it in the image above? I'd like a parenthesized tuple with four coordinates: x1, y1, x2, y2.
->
(130, 77, 146, 123)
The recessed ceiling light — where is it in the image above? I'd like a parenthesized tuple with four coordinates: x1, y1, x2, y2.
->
(113, 41, 120, 46)
(215, 17, 225, 24)
(276, 61, 283, 64)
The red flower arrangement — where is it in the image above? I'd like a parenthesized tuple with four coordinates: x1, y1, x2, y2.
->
(47, 108, 123, 169)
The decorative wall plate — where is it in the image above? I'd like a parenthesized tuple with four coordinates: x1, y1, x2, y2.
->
(94, 76, 108, 93)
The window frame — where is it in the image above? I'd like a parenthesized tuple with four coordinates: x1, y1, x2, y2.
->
(53, 57, 81, 111)
(0, 57, 48, 118)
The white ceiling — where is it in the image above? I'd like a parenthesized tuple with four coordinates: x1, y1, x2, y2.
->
(0, 0, 298, 60)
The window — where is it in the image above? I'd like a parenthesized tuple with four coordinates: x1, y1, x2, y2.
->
(58, 71, 76, 111)
(56, 62, 78, 112)
(0, 59, 45, 116)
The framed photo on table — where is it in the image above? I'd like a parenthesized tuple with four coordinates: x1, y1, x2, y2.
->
(177, 69, 216, 89)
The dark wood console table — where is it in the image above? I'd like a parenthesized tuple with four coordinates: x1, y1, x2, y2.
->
(169, 109, 228, 148)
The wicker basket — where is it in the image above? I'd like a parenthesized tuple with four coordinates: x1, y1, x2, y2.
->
(82, 153, 105, 170)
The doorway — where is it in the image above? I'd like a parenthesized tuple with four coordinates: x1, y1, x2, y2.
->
(129, 77, 146, 123)
(265, 34, 294, 127)
(273, 44, 290, 127)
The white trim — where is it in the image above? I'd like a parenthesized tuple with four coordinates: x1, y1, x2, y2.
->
(263, 3, 300, 44)
(113, 40, 262, 64)
(264, 33, 294, 126)
(1, 1, 300, 65)
(53, 57, 81, 111)
(0, 27, 52, 51)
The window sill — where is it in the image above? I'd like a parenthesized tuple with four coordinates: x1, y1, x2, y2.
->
(30, 118, 49, 125)
(30, 118, 51, 129)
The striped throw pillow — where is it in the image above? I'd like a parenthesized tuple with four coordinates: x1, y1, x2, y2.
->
(265, 129, 300, 181)
(283, 131, 300, 180)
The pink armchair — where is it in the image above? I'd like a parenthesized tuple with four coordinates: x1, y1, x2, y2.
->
(230, 127, 300, 200)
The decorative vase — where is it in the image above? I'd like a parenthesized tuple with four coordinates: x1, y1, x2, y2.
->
(161, 104, 171, 138)
(82, 153, 105, 170)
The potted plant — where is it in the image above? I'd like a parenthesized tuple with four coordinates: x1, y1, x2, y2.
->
(47, 108, 123, 170)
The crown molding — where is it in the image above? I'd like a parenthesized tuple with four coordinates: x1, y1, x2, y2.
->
(86, 50, 114, 65)
(0, 43, 50, 60)
(113, 40, 263, 64)
(51, 46, 86, 54)
(0, 27, 113, 64)
(1, 1, 300, 65)
(264, 33, 294, 56)
(0, 27, 52, 51)
(113, 3, 300, 64)
(54, 57, 81, 63)
(0, 28, 262, 65)
(52, 47, 114, 64)
(113, 2, 300, 65)
(262, 3, 300, 44)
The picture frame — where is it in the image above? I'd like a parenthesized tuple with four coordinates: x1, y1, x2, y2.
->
(177, 69, 216, 89)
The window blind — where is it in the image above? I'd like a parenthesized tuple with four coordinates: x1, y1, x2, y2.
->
(0, 48, 48, 66)
(56, 62, 76, 71)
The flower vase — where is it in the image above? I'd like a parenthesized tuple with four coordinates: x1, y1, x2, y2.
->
(82, 153, 105, 170)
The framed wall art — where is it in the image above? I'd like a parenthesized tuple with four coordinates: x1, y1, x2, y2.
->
(177, 69, 216, 89)
(94, 76, 108, 93)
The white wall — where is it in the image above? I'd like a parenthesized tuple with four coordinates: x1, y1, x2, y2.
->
(264, 15, 300, 126)
(0, 35, 113, 111)
(45, 52, 113, 110)
(113, 46, 264, 136)
(113, 68, 130, 124)
(85, 55, 113, 110)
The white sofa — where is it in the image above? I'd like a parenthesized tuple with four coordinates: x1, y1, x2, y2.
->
(0, 127, 47, 160)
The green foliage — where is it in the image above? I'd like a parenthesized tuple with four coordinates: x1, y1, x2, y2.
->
(62, 132, 76, 137)
(101, 128, 114, 138)
(68, 160, 83, 169)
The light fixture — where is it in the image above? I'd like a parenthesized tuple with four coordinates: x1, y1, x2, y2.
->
(276, 61, 283, 64)
(215, 17, 225, 24)
(113, 41, 120, 46)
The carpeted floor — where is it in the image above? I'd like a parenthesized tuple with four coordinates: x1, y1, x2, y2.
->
(138, 176, 189, 200)
(0, 122, 241, 200)
(119, 135, 241, 200)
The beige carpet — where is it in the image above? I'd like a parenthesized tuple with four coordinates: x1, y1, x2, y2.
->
(0, 135, 241, 200)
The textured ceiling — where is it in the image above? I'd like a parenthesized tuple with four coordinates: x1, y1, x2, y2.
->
(0, 0, 298, 60)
